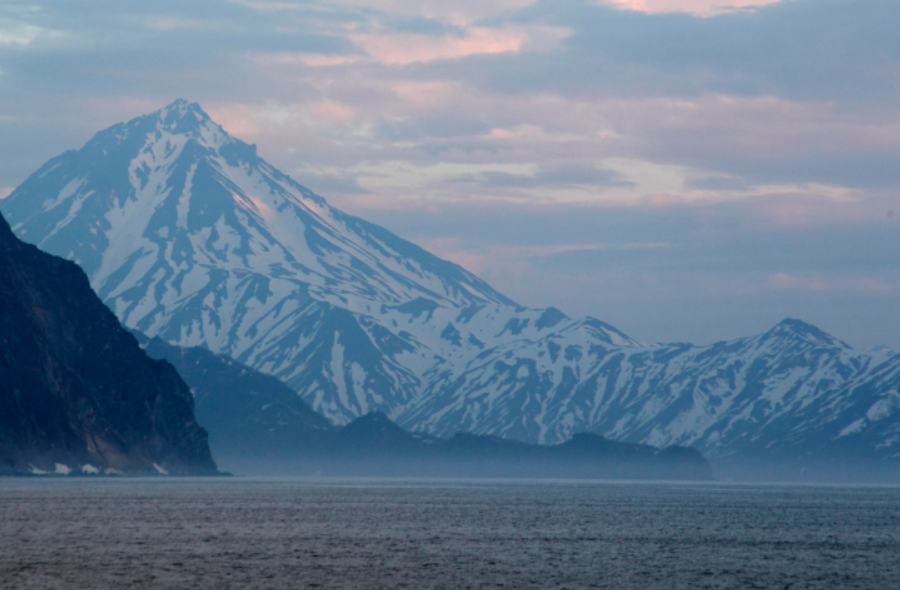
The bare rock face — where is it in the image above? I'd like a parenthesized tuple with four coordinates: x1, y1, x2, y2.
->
(0, 213, 218, 476)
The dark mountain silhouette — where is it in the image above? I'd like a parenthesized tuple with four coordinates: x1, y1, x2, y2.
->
(0, 213, 218, 476)
(140, 336, 334, 463)
(296, 411, 713, 480)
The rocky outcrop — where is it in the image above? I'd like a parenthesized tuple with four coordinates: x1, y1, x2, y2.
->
(0, 213, 218, 475)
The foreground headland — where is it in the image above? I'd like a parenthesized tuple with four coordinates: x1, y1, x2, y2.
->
(0, 213, 218, 476)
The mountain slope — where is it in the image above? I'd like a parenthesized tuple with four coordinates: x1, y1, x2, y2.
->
(0, 212, 218, 476)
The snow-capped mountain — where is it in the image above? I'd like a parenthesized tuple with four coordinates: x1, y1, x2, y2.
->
(2, 100, 630, 424)
(4, 100, 899, 472)
(400, 318, 900, 461)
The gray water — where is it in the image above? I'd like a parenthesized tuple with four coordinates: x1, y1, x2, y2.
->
(1, 479, 898, 589)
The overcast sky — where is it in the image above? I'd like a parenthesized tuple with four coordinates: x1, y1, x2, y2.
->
(1, 0, 897, 348)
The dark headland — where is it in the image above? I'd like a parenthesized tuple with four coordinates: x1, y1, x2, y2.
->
(0, 213, 218, 476)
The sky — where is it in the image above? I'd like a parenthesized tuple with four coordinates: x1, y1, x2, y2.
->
(0, 0, 898, 348)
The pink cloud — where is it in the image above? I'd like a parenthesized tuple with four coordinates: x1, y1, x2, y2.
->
(320, 0, 537, 26)
(640, 193, 688, 208)
(199, 88, 900, 224)
(206, 104, 262, 139)
(307, 100, 355, 123)
(255, 53, 365, 67)
(352, 25, 568, 65)
(391, 81, 457, 107)
(603, 0, 784, 16)
(353, 28, 524, 65)
(208, 99, 356, 144)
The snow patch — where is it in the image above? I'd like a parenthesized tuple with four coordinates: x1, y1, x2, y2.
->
(838, 418, 866, 438)
(867, 392, 899, 422)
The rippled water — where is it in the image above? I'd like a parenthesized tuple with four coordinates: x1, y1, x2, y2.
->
(1, 478, 898, 589)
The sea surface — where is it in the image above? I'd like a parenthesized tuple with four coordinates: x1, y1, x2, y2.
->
(1, 478, 898, 589)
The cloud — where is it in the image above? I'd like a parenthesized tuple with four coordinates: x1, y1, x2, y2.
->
(1, 0, 899, 348)
(315, 0, 538, 25)
(478, 0, 900, 105)
(390, 201, 897, 345)
(448, 163, 634, 189)
(602, 0, 784, 17)
(765, 272, 894, 293)
(256, 52, 365, 67)
(0, 18, 45, 46)
(353, 27, 525, 65)
(372, 196, 900, 347)
(765, 273, 831, 292)
(288, 170, 370, 195)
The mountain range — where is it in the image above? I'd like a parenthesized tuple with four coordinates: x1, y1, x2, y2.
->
(138, 334, 712, 480)
(4, 99, 898, 479)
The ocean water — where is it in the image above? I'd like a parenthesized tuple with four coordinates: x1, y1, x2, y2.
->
(1, 479, 898, 589)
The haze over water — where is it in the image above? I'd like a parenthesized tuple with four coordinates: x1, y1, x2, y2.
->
(1, 479, 898, 589)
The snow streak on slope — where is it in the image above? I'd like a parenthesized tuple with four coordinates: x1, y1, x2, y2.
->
(4, 100, 900, 466)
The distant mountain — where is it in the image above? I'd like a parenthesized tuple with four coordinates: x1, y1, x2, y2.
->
(4, 100, 899, 480)
(418, 317, 900, 479)
(312, 412, 713, 480)
(0, 212, 218, 476)
(140, 336, 710, 479)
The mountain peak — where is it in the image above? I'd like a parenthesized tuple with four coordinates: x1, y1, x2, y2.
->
(763, 318, 849, 349)
(164, 98, 204, 114)
(144, 99, 231, 149)
(338, 412, 422, 448)
(2, 101, 514, 367)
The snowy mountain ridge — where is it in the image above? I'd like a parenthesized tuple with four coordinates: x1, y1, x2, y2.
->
(4, 100, 899, 470)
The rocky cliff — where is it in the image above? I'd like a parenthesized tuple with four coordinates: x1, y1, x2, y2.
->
(0, 213, 218, 475)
